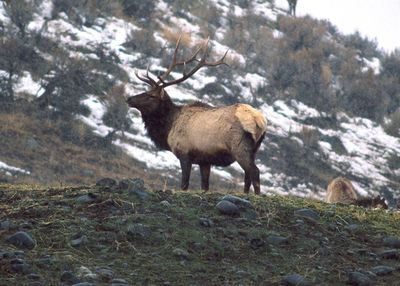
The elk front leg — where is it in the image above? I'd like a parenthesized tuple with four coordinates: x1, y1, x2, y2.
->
(179, 159, 192, 190)
(200, 164, 211, 191)
(244, 172, 251, 193)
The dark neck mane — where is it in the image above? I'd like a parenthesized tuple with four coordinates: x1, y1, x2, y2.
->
(142, 101, 179, 151)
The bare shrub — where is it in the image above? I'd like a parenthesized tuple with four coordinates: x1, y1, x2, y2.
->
(301, 126, 319, 148)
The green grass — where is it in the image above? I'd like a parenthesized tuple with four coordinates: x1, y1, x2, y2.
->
(1, 184, 400, 285)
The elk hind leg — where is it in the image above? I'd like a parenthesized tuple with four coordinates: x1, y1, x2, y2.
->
(235, 143, 261, 194)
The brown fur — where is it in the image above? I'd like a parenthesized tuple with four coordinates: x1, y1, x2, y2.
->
(326, 177, 357, 204)
(325, 177, 388, 209)
(127, 90, 267, 194)
(128, 37, 266, 194)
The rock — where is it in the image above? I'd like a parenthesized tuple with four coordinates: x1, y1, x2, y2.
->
(35, 254, 53, 268)
(71, 283, 95, 286)
(77, 266, 97, 281)
(267, 235, 289, 246)
(71, 235, 88, 247)
(27, 282, 43, 286)
(160, 200, 171, 208)
(0, 251, 15, 259)
(76, 193, 97, 204)
(216, 200, 240, 216)
(111, 278, 129, 285)
(7, 231, 36, 250)
(27, 273, 42, 280)
(173, 248, 189, 259)
(371, 265, 394, 276)
(199, 218, 213, 227)
(96, 178, 118, 188)
(25, 137, 39, 150)
(10, 258, 31, 274)
(345, 224, 361, 233)
(241, 209, 258, 220)
(294, 208, 320, 221)
(378, 249, 399, 259)
(250, 238, 265, 250)
(0, 219, 14, 230)
(14, 250, 25, 257)
(126, 224, 151, 239)
(81, 169, 94, 177)
(221, 195, 252, 209)
(95, 267, 114, 282)
(383, 236, 400, 248)
(122, 178, 145, 191)
(283, 273, 311, 286)
(119, 178, 149, 200)
(129, 189, 150, 201)
(61, 271, 80, 285)
(348, 271, 371, 286)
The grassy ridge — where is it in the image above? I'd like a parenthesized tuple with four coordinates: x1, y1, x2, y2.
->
(1, 184, 400, 285)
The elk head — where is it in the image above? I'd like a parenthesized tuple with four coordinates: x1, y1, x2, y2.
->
(127, 36, 228, 114)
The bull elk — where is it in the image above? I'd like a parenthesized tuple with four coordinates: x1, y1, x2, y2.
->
(127, 36, 267, 194)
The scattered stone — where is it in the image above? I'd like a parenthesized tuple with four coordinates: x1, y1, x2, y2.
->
(160, 200, 171, 208)
(81, 169, 94, 177)
(35, 254, 53, 268)
(199, 218, 213, 227)
(125, 178, 145, 192)
(216, 200, 240, 216)
(27, 282, 43, 286)
(10, 258, 31, 274)
(250, 238, 265, 250)
(61, 271, 80, 285)
(383, 236, 400, 248)
(76, 193, 97, 204)
(95, 267, 114, 282)
(371, 265, 394, 276)
(27, 273, 42, 280)
(345, 224, 361, 233)
(0, 219, 14, 230)
(126, 224, 151, 239)
(267, 235, 289, 246)
(294, 208, 320, 221)
(14, 250, 25, 257)
(96, 178, 118, 189)
(283, 273, 311, 286)
(221, 195, 252, 209)
(77, 266, 97, 281)
(25, 137, 39, 150)
(111, 278, 129, 285)
(71, 235, 88, 247)
(120, 178, 149, 200)
(378, 249, 399, 260)
(7, 231, 36, 250)
(348, 271, 371, 286)
(173, 248, 189, 260)
(241, 208, 258, 220)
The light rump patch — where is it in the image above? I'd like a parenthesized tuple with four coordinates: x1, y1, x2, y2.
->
(235, 104, 267, 142)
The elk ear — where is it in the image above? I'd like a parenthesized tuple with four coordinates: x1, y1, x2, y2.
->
(160, 88, 165, 99)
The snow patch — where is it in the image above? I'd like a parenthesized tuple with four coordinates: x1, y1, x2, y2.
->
(0, 161, 30, 175)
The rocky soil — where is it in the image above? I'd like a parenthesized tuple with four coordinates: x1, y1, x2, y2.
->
(1, 180, 400, 285)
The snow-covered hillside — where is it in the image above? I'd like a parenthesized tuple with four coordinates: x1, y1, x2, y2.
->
(0, 0, 399, 204)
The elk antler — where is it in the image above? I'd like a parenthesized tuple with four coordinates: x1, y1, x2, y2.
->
(135, 66, 158, 87)
(157, 36, 229, 88)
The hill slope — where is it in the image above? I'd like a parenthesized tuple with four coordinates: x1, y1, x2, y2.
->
(1, 183, 400, 285)
(0, 0, 399, 202)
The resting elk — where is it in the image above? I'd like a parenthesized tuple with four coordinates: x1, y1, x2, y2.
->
(127, 36, 267, 194)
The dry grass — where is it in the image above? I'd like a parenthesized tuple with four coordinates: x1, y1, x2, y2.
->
(0, 111, 148, 186)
